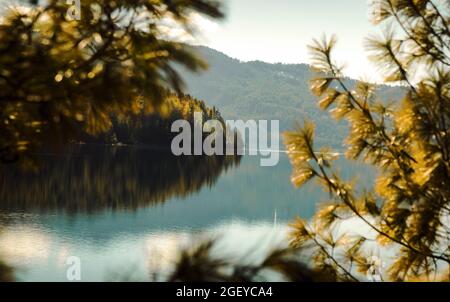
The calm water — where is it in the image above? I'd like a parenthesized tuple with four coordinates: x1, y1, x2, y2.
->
(0, 145, 373, 281)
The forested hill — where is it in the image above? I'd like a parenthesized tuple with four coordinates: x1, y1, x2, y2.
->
(180, 45, 402, 147)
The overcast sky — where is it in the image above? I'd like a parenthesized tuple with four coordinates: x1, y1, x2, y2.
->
(193, 0, 383, 81)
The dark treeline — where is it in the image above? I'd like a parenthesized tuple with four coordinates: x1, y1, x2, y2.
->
(81, 93, 226, 147)
(0, 94, 242, 213)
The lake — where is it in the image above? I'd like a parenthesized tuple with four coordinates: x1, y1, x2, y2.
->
(0, 145, 374, 281)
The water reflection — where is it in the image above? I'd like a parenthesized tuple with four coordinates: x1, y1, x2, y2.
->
(0, 145, 241, 213)
(0, 147, 374, 281)
(0, 218, 287, 281)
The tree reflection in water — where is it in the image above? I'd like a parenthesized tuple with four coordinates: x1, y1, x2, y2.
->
(0, 145, 241, 213)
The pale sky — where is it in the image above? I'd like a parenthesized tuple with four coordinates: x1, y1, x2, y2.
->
(191, 0, 384, 81)
(1, 0, 384, 81)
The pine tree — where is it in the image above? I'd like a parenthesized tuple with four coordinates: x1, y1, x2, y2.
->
(284, 0, 449, 281)
(0, 0, 223, 163)
(167, 1, 449, 282)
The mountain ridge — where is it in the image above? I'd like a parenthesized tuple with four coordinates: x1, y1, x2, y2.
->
(179, 45, 402, 147)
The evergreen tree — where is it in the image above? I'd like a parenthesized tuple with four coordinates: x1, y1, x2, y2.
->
(0, 0, 223, 163)
(169, 0, 449, 282)
(285, 0, 449, 281)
